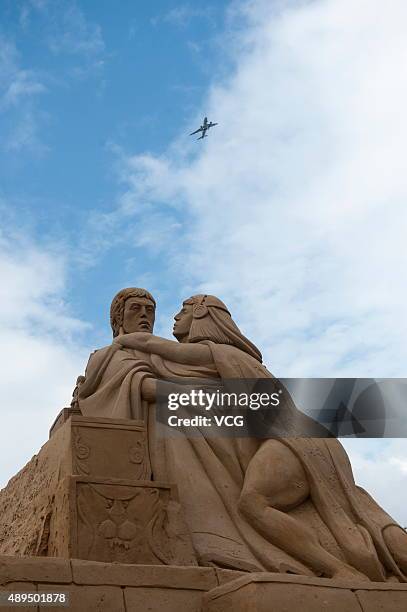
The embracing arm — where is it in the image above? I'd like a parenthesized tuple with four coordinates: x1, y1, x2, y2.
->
(115, 332, 212, 366)
(145, 335, 212, 365)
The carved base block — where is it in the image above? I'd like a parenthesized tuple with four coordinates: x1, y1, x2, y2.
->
(203, 573, 407, 612)
(67, 415, 152, 481)
(0, 557, 406, 612)
(0, 416, 197, 565)
(49, 477, 197, 566)
(49, 407, 81, 438)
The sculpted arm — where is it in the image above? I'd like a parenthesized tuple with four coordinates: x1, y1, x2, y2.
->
(115, 332, 212, 365)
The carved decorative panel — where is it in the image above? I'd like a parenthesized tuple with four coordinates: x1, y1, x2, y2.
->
(70, 417, 151, 481)
(70, 477, 197, 566)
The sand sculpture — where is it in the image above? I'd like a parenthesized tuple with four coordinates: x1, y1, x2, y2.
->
(0, 287, 406, 611)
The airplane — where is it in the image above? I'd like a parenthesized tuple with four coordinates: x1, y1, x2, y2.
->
(190, 116, 218, 140)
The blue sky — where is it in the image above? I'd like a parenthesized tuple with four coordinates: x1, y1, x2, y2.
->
(0, 0, 232, 343)
(1, 0, 407, 523)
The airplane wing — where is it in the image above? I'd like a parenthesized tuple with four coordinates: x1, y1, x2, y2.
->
(190, 127, 203, 135)
(208, 122, 218, 128)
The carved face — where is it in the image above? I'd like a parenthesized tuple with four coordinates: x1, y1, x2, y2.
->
(122, 297, 155, 333)
(173, 302, 193, 340)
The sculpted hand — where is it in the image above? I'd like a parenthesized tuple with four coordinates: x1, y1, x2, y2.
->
(113, 332, 152, 350)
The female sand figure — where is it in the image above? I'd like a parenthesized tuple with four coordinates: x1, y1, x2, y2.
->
(116, 294, 407, 582)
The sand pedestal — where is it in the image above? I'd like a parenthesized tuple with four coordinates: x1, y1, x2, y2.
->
(0, 414, 405, 610)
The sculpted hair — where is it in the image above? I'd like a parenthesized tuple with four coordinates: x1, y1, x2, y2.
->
(110, 287, 156, 337)
(184, 295, 262, 362)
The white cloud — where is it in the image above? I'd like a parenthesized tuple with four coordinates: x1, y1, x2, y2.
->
(341, 439, 407, 526)
(101, 0, 407, 522)
(19, 1, 106, 81)
(151, 4, 216, 28)
(0, 227, 89, 489)
(113, 0, 407, 378)
(0, 36, 45, 111)
(0, 36, 46, 152)
(4, 110, 49, 154)
(389, 457, 407, 474)
(46, 5, 105, 57)
(1, 70, 45, 109)
(1, 2, 106, 154)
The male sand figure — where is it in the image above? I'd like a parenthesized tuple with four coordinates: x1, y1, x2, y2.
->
(116, 294, 407, 582)
(77, 287, 157, 421)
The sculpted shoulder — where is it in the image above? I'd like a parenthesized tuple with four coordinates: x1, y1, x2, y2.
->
(84, 344, 117, 374)
(86, 344, 112, 360)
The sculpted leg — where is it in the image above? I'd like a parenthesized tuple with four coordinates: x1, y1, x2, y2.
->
(238, 440, 368, 580)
